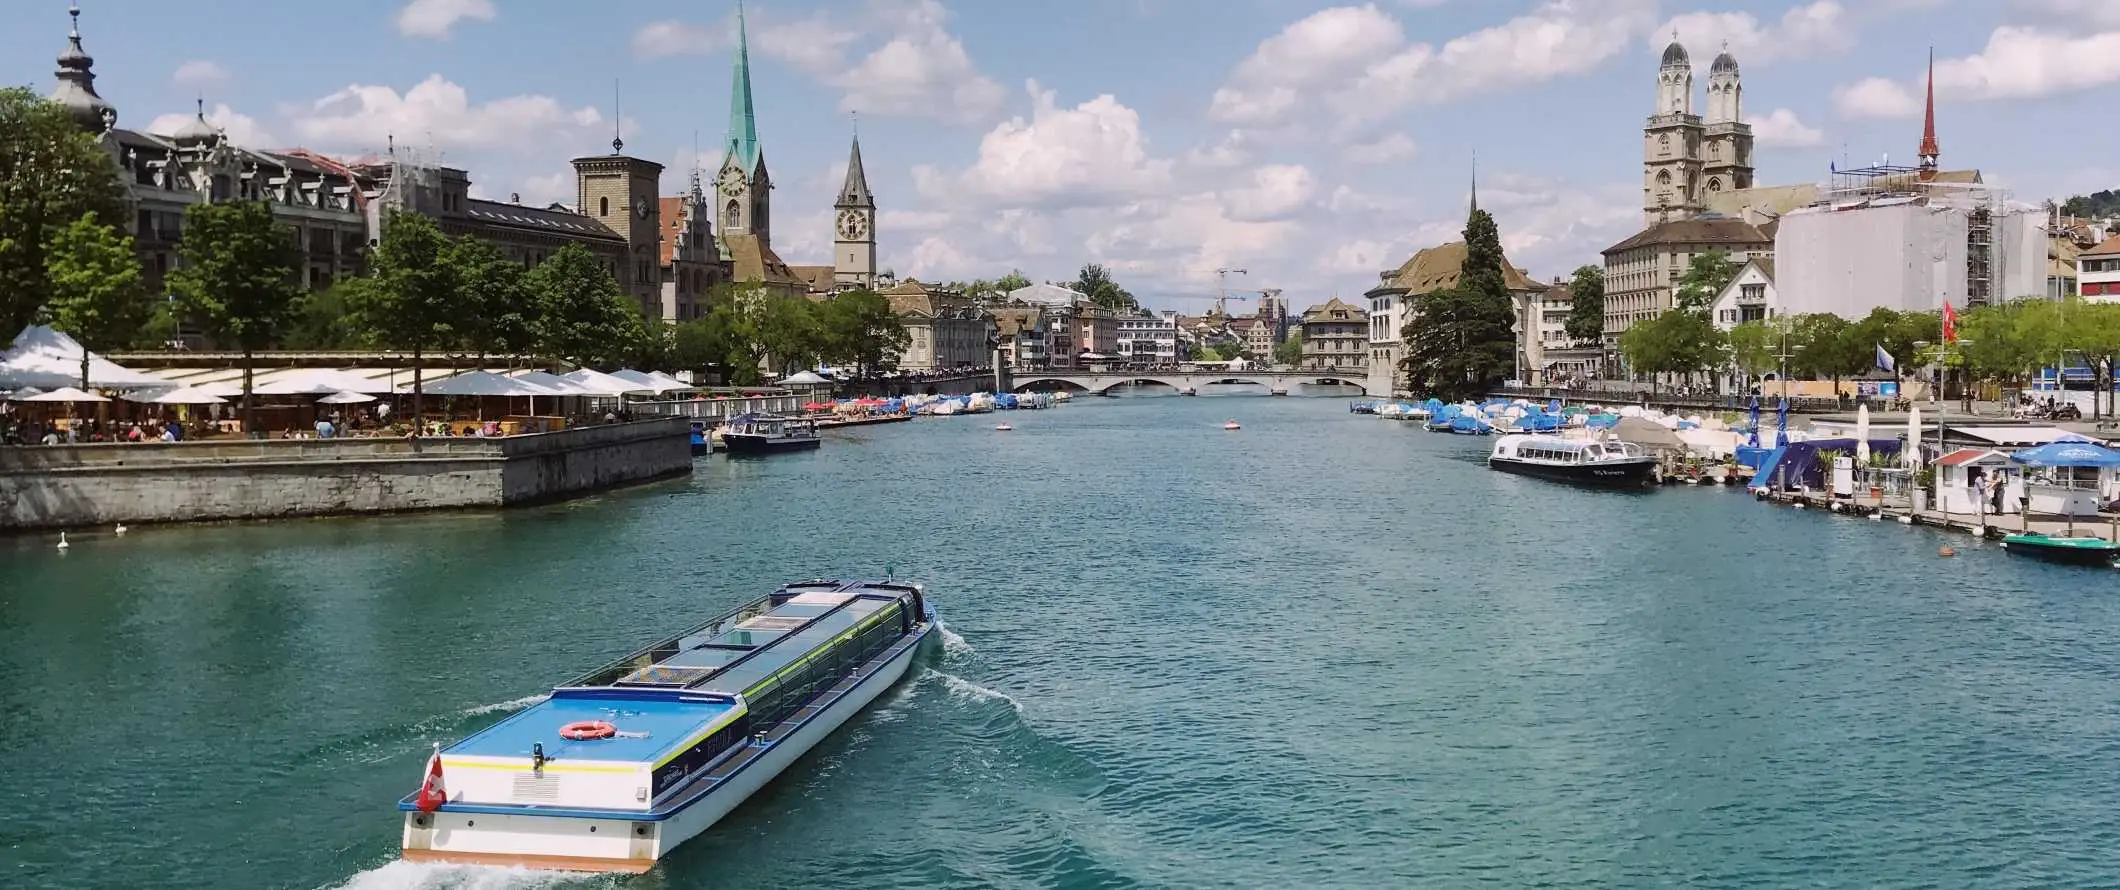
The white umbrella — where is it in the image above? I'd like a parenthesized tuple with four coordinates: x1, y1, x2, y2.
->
(779, 370, 831, 385)
(254, 369, 395, 395)
(15, 386, 109, 403)
(413, 370, 564, 397)
(125, 386, 226, 405)
(1854, 403, 1871, 463)
(609, 369, 685, 394)
(645, 371, 691, 392)
(511, 370, 599, 395)
(318, 390, 376, 405)
(0, 325, 171, 389)
(1904, 404, 1923, 468)
(560, 368, 650, 396)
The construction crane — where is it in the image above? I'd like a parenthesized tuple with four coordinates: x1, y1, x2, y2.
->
(1215, 268, 1249, 316)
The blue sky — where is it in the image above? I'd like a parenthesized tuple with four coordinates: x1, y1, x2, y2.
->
(6, 0, 2118, 313)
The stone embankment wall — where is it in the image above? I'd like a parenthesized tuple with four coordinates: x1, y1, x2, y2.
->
(0, 418, 691, 531)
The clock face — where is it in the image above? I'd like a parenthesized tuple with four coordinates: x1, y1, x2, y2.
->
(634, 196, 650, 219)
(717, 167, 747, 196)
(837, 210, 867, 240)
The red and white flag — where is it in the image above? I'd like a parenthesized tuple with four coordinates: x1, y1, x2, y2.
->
(415, 745, 448, 812)
(1942, 301, 1960, 344)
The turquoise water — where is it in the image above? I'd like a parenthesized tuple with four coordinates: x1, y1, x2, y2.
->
(4, 395, 2119, 889)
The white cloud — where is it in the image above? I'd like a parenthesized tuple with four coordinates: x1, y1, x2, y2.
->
(911, 80, 1173, 210)
(512, 171, 575, 208)
(831, 1, 1004, 124)
(146, 103, 277, 149)
(1183, 131, 1252, 169)
(171, 60, 229, 89)
(2010, 0, 2120, 29)
(1934, 27, 2120, 100)
(1832, 76, 1920, 118)
(1208, 4, 1408, 125)
(1654, 2, 1850, 68)
(395, 0, 495, 39)
(631, 20, 721, 59)
(1746, 108, 1825, 147)
(1343, 133, 1418, 164)
(1223, 165, 1318, 222)
(289, 75, 604, 154)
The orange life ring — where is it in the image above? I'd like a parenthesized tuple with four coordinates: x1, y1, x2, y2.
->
(559, 720, 617, 741)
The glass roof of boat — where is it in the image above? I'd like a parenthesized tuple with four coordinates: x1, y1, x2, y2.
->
(561, 581, 915, 693)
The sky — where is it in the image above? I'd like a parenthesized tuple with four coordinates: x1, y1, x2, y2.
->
(5, 0, 2118, 314)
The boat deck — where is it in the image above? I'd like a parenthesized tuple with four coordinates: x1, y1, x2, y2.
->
(448, 695, 736, 764)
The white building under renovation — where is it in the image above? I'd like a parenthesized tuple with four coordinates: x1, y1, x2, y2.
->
(1773, 166, 2045, 316)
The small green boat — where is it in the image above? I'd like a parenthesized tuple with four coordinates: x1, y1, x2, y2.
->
(2000, 532, 2120, 566)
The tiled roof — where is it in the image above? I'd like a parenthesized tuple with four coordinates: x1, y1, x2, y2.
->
(2083, 234, 2120, 259)
(989, 307, 1043, 337)
(658, 197, 688, 266)
(1604, 217, 1770, 255)
(1370, 241, 1543, 297)
(724, 233, 805, 287)
(1301, 297, 1363, 320)
(787, 265, 836, 293)
(1752, 256, 1776, 282)
(463, 199, 624, 241)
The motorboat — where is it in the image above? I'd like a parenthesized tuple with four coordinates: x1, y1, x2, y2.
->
(2000, 532, 2120, 566)
(994, 423, 1013, 431)
(721, 413, 821, 455)
(1223, 420, 1241, 431)
(1488, 434, 1660, 488)
(398, 580, 935, 873)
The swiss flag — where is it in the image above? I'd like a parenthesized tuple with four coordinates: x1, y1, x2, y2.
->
(1942, 301, 1959, 344)
(415, 746, 448, 812)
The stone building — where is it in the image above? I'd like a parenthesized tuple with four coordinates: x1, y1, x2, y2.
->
(1644, 36, 1754, 226)
(1601, 216, 1774, 345)
(1299, 298, 1367, 372)
(883, 280, 990, 370)
(1363, 239, 1545, 393)
(989, 306, 1049, 369)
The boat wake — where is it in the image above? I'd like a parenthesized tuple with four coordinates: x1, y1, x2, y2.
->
(301, 694, 547, 766)
(459, 694, 548, 717)
(938, 624, 974, 662)
(931, 670, 1024, 713)
(324, 859, 611, 890)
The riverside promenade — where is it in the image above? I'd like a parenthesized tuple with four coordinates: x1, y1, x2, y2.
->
(0, 417, 692, 532)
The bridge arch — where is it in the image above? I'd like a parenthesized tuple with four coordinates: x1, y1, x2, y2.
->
(1009, 372, 1372, 397)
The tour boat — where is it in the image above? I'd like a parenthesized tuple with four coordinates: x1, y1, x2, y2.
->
(2000, 532, 2120, 566)
(1487, 434, 1660, 488)
(720, 413, 821, 455)
(398, 579, 935, 874)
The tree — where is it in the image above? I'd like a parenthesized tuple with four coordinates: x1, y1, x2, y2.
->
(752, 294, 824, 373)
(1672, 249, 1738, 312)
(1789, 312, 1867, 391)
(353, 213, 458, 424)
(1563, 264, 1605, 345)
(1725, 318, 1781, 380)
(448, 236, 535, 361)
(2061, 190, 2120, 219)
(281, 279, 369, 350)
(528, 244, 647, 368)
(671, 311, 745, 384)
(168, 200, 302, 433)
(1619, 309, 1726, 387)
(1274, 331, 1303, 366)
(1072, 263, 1138, 312)
(42, 214, 149, 389)
(995, 269, 1032, 294)
(817, 288, 908, 377)
(1400, 208, 1517, 401)
(0, 88, 130, 339)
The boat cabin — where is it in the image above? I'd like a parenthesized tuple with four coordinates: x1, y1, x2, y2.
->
(1934, 449, 2024, 516)
(1492, 436, 1645, 464)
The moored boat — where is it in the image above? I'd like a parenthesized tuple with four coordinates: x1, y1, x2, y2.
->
(2000, 532, 2120, 566)
(1488, 434, 1660, 488)
(398, 580, 936, 874)
(721, 413, 821, 455)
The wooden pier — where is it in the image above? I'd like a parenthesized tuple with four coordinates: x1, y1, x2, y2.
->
(1752, 488, 2120, 543)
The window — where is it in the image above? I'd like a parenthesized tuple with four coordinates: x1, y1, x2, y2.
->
(599, 196, 609, 216)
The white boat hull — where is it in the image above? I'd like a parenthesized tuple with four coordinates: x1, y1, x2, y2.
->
(401, 625, 930, 873)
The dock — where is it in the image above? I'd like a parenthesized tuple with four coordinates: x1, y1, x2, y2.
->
(1753, 488, 2120, 544)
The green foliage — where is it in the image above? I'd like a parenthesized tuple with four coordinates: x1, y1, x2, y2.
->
(448, 236, 534, 359)
(2061, 190, 2120, 219)
(1957, 298, 2120, 385)
(816, 288, 909, 377)
(994, 270, 1032, 294)
(1400, 209, 1517, 401)
(1619, 308, 1726, 379)
(0, 87, 129, 338)
(1788, 312, 1868, 383)
(528, 243, 647, 368)
(1725, 318, 1781, 377)
(281, 280, 369, 350)
(167, 200, 302, 430)
(1274, 331, 1303, 366)
(1072, 263, 1137, 312)
(356, 213, 456, 357)
(1194, 341, 1235, 362)
(42, 214, 149, 386)
(1672, 249, 1738, 312)
(1851, 307, 1935, 379)
(1563, 264, 1605, 345)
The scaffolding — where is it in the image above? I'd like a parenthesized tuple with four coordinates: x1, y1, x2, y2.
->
(1819, 161, 2029, 308)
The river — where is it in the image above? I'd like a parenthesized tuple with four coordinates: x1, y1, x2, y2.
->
(4, 393, 2118, 889)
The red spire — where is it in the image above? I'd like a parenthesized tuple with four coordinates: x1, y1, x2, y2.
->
(1918, 48, 1939, 180)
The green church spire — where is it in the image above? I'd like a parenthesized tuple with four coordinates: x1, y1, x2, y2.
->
(724, 0, 760, 174)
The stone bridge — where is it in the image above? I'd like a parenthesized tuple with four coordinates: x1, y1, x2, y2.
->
(1008, 370, 1372, 397)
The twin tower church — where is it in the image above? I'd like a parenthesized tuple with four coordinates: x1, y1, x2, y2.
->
(1642, 36, 1756, 226)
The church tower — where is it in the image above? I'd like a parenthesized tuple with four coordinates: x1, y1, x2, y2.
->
(573, 131, 666, 316)
(833, 135, 876, 289)
(715, 1, 772, 258)
(1701, 43, 1755, 199)
(50, 2, 116, 134)
(1917, 49, 1940, 182)
(1643, 34, 1705, 225)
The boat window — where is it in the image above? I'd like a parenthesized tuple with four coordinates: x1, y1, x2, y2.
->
(651, 712, 754, 797)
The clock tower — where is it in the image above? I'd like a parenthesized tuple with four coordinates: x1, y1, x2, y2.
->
(834, 135, 876, 290)
(715, 1, 773, 258)
(572, 139, 665, 314)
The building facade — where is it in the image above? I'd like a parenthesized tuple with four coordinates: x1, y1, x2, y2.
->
(1115, 313, 1177, 365)
(1515, 281, 1581, 384)
(2081, 235, 2120, 301)
(989, 306, 1049, 368)
(1707, 258, 1778, 329)
(1644, 38, 1754, 226)
(883, 280, 989, 370)
(1365, 240, 1547, 390)
(1299, 298, 1367, 372)
(1601, 217, 1773, 345)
